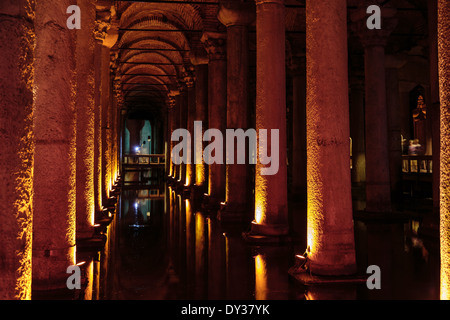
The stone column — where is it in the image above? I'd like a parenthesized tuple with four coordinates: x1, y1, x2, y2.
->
(288, 43, 307, 200)
(217, 1, 255, 222)
(184, 68, 196, 189)
(304, 0, 356, 275)
(171, 92, 181, 180)
(32, 0, 77, 290)
(101, 46, 111, 202)
(190, 53, 209, 197)
(167, 94, 178, 178)
(201, 32, 227, 210)
(352, 6, 397, 213)
(385, 55, 406, 203)
(349, 76, 366, 185)
(0, 0, 35, 300)
(178, 85, 188, 185)
(438, 0, 450, 300)
(76, 0, 96, 240)
(247, 0, 288, 238)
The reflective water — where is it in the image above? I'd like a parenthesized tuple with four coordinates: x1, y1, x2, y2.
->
(100, 186, 440, 300)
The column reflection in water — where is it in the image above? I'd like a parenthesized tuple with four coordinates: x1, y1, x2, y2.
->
(254, 254, 268, 300)
(207, 217, 226, 299)
(185, 199, 195, 293)
(84, 260, 94, 300)
(195, 212, 207, 299)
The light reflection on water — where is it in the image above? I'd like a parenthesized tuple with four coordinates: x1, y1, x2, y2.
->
(93, 186, 441, 300)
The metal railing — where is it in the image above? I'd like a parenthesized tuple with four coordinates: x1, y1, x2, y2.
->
(123, 154, 165, 166)
(402, 155, 432, 174)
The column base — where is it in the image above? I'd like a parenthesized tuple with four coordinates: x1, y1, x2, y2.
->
(289, 267, 366, 286)
(289, 254, 363, 284)
(242, 221, 291, 244)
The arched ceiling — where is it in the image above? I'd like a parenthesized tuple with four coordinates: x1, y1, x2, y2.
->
(111, 0, 428, 118)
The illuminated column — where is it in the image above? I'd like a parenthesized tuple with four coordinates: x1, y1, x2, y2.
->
(352, 6, 397, 213)
(172, 92, 181, 179)
(201, 32, 227, 209)
(190, 54, 209, 195)
(248, 0, 288, 237)
(76, 0, 96, 239)
(305, 0, 356, 275)
(218, 1, 255, 222)
(167, 94, 178, 178)
(99, 18, 118, 204)
(33, 0, 77, 289)
(385, 55, 406, 202)
(288, 41, 307, 199)
(438, 0, 450, 300)
(101, 46, 111, 202)
(178, 85, 188, 184)
(94, 30, 104, 213)
(184, 68, 196, 188)
(0, 0, 35, 300)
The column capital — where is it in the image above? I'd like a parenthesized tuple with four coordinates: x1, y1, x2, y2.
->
(218, 1, 255, 27)
(182, 66, 196, 88)
(351, 6, 397, 48)
(201, 32, 227, 61)
(190, 47, 209, 65)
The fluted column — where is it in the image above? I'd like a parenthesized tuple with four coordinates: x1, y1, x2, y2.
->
(33, 0, 77, 289)
(201, 32, 227, 210)
(0, 0, 35, 300)
(438, 0, 450, 300)
(305, 0, 356, 275)
(248, 0, 288, 237)
(352, 5, 397, 213)
(76, 0, 96, 240)
(218, 0, 255, 222)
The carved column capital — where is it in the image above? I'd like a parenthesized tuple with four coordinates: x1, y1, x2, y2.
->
(94, 19, 110, 42)
(201, 32, 227, 61)
(182, 66, 196, 88)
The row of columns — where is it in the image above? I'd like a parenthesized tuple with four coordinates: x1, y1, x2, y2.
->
(0, 0, 122, 298)
(165, 0, 450, 287)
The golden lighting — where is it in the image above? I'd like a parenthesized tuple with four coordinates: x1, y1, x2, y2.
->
(255, 204, 264, 225)
(439, 0, 450, 300)
(196, 163, 206, 186)
(254, 169, 267, 225)
(254, 254, 267, 300)
(84, 260, 94, 300)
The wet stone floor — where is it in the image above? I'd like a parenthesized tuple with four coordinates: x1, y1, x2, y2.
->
(104, 186, 440, 300)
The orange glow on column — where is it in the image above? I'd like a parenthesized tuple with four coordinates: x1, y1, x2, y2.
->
(254, 172, 267, 225)
(254, 254, 267, 300)
(439, 0, 450, 300)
